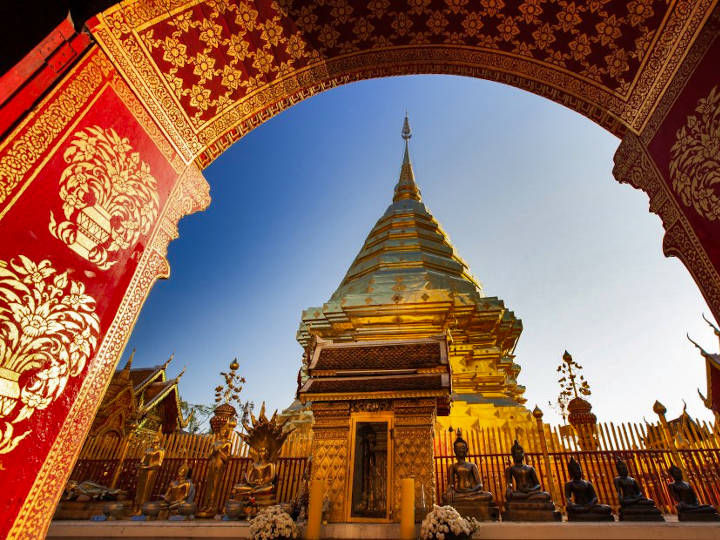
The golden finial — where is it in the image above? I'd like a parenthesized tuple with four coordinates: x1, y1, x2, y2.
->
(394, 114, 421, 203)
(653, 400, 667, 416)
(532, 405, 543, 419)
(401, 113, 412, 141)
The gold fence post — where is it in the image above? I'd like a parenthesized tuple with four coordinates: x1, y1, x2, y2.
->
(532, 406, 558, 503)
(305, 479, 324, 540)
(110, 431, 134, 489)
(653, 400, 687, 477)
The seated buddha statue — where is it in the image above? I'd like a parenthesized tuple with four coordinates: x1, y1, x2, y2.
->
(232, 447, 277, 503)
(667, 465, 720, 521)
(614, 458, 663, 521)
(503, 440, 559, 521)
(564, 457, 613, 521)
(142, 463, 196, 520)
(225, 446, 278, 519)
(442, 430, 497, 520)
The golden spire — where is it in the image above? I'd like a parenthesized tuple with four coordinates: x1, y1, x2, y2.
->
(393, 114, 422, 203)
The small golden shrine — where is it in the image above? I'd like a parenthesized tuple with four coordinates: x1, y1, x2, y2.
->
(89, 351, 188, 439)
(297, 116, 532, 438)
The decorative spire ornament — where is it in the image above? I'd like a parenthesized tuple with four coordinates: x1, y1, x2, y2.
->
(393, 114, 421, 203)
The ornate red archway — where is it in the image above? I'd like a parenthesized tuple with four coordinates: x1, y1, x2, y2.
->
(0, 0, 719, 537)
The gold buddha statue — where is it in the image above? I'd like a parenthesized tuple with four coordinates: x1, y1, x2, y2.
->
(232, 447, 276, 502)
(224, 403, 292, 519)
(196, 418, 235, 518)
(134, 429, 165, 512)
(142, 463, 196, 519)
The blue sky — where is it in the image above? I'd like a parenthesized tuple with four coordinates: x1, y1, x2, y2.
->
(122, 74, 715, 425)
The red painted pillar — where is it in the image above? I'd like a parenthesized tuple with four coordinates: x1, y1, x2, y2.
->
(0, 43, 210, 538)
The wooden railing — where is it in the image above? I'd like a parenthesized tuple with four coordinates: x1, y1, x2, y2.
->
(71, 429, 312, 510)
(69, 456, 309, 509)
(70, 416, 720, 516)
(433, 417, 720, 514)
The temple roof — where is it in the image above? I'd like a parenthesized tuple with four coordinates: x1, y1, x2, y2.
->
(90, 351, 187, 437)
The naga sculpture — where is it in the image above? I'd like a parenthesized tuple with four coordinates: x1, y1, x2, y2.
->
(225, 403, 293, 520)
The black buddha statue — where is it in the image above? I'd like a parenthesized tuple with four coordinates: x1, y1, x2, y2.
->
(503, 440, 559, 521)
(442, 429, 498, 520)
(613, 458, 664, 521)
(667, 465, 720, 521)
(564, 457, 613, 521)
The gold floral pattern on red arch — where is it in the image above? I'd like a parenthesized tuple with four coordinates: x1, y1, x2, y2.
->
(0, 256, 100, 454)
(137, 0, 666, 129)
(669, 86, 720, 222)
(49, 126, 160, 269)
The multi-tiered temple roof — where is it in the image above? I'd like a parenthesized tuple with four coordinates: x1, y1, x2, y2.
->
(298, 118, 530, 428)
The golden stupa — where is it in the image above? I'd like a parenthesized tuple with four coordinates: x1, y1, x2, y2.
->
(296, 117, 532, 431)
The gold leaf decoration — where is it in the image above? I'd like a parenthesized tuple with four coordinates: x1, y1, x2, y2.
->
(49, 126, 160, 269)
(669, 85, 720, 222)
(0, 256, 100, 454)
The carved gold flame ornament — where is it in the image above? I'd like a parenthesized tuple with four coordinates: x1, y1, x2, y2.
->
(49, 126, 160, 269)
(0, 256, 100, 454)
(669, 85, 720, 222)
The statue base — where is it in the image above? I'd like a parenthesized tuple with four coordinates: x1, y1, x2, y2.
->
(55, 501, 111, 520)
(194, 510, 218, 519)
(503, 501, 560, 522)
(102, 501, 131, 520)
(450, 500, 499, 521)
(619, 506, 664, 521)
(678, 510, 720, 521)
(566, 511, 615, 522)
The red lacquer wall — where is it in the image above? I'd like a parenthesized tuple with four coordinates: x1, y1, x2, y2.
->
(0, 47, 209, 538)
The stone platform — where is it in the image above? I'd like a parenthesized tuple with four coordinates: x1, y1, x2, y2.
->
(47, 520, 720, 540)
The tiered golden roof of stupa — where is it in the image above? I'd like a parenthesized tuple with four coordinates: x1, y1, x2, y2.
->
(297, 117, 530, 428)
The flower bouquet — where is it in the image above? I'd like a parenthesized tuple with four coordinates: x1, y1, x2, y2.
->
(248, 505, 299, 540)
(419, 504, 481, 540)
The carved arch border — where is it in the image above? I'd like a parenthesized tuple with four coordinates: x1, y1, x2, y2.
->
(612, 6, 720, 321)
(613, 133, 720, 319)
(88, 0, 716, 166)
